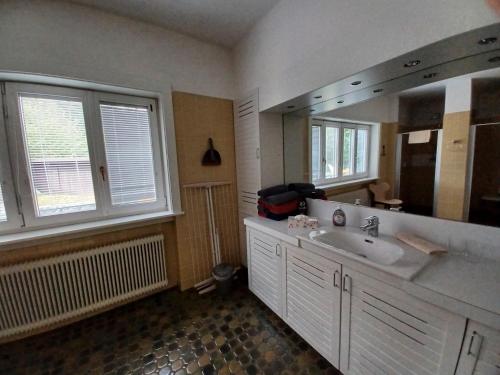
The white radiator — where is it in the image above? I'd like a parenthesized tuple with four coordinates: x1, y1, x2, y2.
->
(0, 235, 167, 341)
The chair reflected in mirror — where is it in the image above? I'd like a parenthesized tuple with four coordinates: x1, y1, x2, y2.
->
(369, 182, 403, 210)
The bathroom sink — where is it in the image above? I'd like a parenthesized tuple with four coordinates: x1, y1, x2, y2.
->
(311, 231, 404, 265)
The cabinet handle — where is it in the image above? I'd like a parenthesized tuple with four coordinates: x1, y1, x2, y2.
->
(467, 331, 483, 357)
(343, 274, 351, 293)
(333, 270, 340, 288)
(275, 243, 282, 257)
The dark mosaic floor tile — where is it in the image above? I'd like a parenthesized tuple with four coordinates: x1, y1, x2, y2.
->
(0, 285, 342, 375)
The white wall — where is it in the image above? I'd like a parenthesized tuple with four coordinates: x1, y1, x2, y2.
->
(234, 0, 498, 111)
(0, 0, 235, 98)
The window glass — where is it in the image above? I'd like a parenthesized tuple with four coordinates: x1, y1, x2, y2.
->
(342, 128, 356, 176)
(356, 128, 368, 174)
(0, 185, 7, 222)
(325, 126, 339, 179)
(19, 95, 96, 217)
(311, 126, 322, 182)
(100, 103, 157, 206)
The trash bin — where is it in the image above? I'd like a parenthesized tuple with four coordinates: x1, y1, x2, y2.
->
(212, 263, 234, 295)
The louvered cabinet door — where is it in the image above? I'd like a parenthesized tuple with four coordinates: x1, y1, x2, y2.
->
(285, 244, 342, 366)
(247, 229, 283, 317)
(340, 267, 466, 375)
(234, 93, 260, 216)
(456, 321, 500, 375)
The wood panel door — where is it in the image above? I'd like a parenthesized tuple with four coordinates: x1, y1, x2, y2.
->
(456, 321, 500, 375)
(247, 229, 283, 317)
(284, 244, 342, 366)
(340, 267, 466, 375)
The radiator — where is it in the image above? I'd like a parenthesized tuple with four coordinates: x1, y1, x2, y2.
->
(0, 235, 167, 341)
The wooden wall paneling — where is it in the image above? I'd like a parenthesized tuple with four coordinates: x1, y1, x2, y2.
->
(436, 111, 471, 220)
(172, 92, 240, 290)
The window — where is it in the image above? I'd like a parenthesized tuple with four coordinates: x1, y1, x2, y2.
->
(0, 82, 167, 231)
(18, 94, 96, 217)
(310, 119, 371, 185)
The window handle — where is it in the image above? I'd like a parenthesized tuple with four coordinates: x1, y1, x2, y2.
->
(99, 166, 107, 181)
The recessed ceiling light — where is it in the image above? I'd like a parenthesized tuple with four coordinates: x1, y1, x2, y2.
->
(404, 59, 421, 68)
(488, 56, 500, 63)
(351, 81, 362, 86)
(478, 37, 497, 45)
(373, 88, 384, 93)
(314, 95, 322, 99)
(287, 105, 295, 109)
(423, 72, 438, 79)
(309, 109, 315, 112)
(337, 100, 344, 104)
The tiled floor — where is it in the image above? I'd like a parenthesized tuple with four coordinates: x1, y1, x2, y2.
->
(0, 279, 341, 375)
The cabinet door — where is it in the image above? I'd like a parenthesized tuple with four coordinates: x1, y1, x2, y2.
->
(456, 321, 500, 375)
(247, 229, 283, 317)
(340, 267, 466, 375)
(285, 244, 342, 366)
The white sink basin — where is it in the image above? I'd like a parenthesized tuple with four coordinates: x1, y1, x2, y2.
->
(312, 231, 404, 265)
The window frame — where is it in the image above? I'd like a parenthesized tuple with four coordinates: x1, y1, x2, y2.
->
(0, 82, 169, 233)
(0, 91, 23, 231)
(92, 92, 167, 216)
(310, 118, 371, 186)
(5, 82, 104, 228)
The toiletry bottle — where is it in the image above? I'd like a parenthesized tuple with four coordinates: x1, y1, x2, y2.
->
(333, 205, 346, 226)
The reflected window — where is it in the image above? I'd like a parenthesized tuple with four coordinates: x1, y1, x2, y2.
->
(311, 120, 370, 185)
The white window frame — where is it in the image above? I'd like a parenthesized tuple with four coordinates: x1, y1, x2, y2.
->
(310, 118, 371, 186)
(0, 82, 168, 232)
(5, 83, 104, 228)
(92, 92, 167, 216)
(0, 91, 23, 231)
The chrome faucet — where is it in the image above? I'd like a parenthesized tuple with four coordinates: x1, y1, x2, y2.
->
(360, 216, 379, 237)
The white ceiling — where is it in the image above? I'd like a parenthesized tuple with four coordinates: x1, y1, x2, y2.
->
(67, 0, 280, 48)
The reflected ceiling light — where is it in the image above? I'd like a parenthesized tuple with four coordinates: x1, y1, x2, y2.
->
(337, 100, 344, 104)
(309, 109, 315, 112)
(287, 105, 295, 109)
(404, 59, 421, 68)
(478, 37, 497, 45)
(351, 80, 362, 86)
(314, 95, 322, 99)
(373, 88, 384, 93)
(488, 56, 500, 63)
(423, 72, 438, 79)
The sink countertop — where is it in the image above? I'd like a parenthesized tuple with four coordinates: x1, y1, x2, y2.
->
(412, 252, 500, 316)
(244, 216, 500, 322)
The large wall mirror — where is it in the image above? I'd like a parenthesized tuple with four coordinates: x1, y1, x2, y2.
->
(280, 24, 500, 228)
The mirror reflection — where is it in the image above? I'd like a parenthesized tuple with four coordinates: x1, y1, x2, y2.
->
(284, 68, 500, 227)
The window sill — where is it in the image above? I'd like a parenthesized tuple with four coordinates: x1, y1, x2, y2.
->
(0, 211, 182, 250)
(317, 177, 379, 191)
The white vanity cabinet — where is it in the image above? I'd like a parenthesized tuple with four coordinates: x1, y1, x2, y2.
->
(247, 228, 285, 317)
(340, 266, 466, 375)
(455, 321, 500, 375)
(284, 243, 342, 366)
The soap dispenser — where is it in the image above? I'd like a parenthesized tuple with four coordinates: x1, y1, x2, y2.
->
(333, 205, 346, 226)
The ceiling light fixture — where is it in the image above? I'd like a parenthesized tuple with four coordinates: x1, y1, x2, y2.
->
(478, 37, 497, 45)
(309, 109, 315, 112)
(488, 56, 500, 63)
(287, 105, 295, 109)
(404, 60, 421, 68)
(314, 95, 322, 99)
(337, 100, 344, 104)
(351, 81, 362, 86)
(373, 88, 384, 93)
(423, 72, 438, 79)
